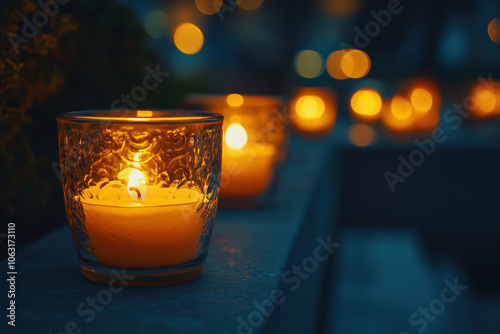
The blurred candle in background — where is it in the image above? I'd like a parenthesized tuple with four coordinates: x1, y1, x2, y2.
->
(288, 87, 337, 135)
(222, 121, 275, 198)
(183, 94, 287, 201)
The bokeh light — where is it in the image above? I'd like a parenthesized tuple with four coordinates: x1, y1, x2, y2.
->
(326, 50, 348, 80)
(321, 0, 362, 16)
(476, 87, 497, 115)
(239, 0, 264, 11)
(340, 49, 371, 79)
(488, 18, 500, 44)
(227, 94, 244, 107)
(144, 11, 168, 39)
(289, 87, 337, 135)
(350, 89, 382, 121)
(294, 50, 324, 79)
(327, 49, 370, 79)
(173, 23, 204, 55)
(406, 79, 441, 131)
(381, 95, 414, 132)
(410, 88, 433, 113)
(391, 96, 413, 120)
(195, 0, 223, 15)
(470, 80, 500, 118)
(295, 95, 326, 119)
(349, 124, 375, 147)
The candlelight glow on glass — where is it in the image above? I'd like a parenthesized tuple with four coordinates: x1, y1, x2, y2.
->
(183, 94, 287, 203)
(57, 110, 223, 287)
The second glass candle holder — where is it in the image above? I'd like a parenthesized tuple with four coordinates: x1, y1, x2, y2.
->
(183, 94, 288, 206)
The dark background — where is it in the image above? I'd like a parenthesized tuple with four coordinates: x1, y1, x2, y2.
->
(1, 0, 500, 332)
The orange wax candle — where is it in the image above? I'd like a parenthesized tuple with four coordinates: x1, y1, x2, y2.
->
(220, 123, 275, 198)
(78, 169, 203, 269)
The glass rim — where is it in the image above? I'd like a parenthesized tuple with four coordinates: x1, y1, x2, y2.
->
(57, 109, 224, 124)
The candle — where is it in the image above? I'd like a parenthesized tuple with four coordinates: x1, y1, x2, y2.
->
(182, 94, 287, 201)
(57, 109, 223, 286)
(221, 123, 275, 198)
(78, 169, 204, 269)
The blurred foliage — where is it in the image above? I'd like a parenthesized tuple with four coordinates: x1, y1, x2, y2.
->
(0, 0, 78, 224)
(0, 0, 160, 243)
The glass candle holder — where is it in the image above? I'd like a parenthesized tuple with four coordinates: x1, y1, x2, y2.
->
(183, 94, 288, 205)
(57, 110, 223, 287)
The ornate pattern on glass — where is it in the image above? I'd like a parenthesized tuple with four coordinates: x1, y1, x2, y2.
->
(57, 110, 222, 287)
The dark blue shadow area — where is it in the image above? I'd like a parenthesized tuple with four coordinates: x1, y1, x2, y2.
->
(328, 141, 500, 334)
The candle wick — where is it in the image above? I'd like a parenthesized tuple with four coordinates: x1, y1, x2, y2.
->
(129, 186, 142, 204)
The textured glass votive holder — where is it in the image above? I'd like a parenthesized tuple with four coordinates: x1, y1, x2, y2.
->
(57, 110, 223, 287)
(183, 94, 288, 207)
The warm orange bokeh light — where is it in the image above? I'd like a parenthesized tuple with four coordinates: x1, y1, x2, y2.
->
(327, 49, 370, 79)
(405, 79, 441, 131)
(391, 96, 412, 120)
(341, 49, 371, 79)
(227, 94, 244, 107)
(469, 80, 500, 118)
(239, 0, 264, 11)
(173, 23, 204, 55)
(195, 0, 222, 15)
(350, 89, 382, 121)
(488, 18, 500, 44)
(349, 124, 375, 147)
(381, 96, 414, 132)
(289, 88, 337, 135)
(476, 88, 497, 114)
(295, 95, 326, 120)
(326, 50, 348, 80)
(410, 88, 433, 113)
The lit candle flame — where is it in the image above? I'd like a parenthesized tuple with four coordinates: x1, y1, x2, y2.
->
(127, 169, 147, 203)
(225, 123, 248, 150)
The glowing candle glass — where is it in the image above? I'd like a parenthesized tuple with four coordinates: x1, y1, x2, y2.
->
(57, 110, 223, 287)
(183, 94, 287, 203)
